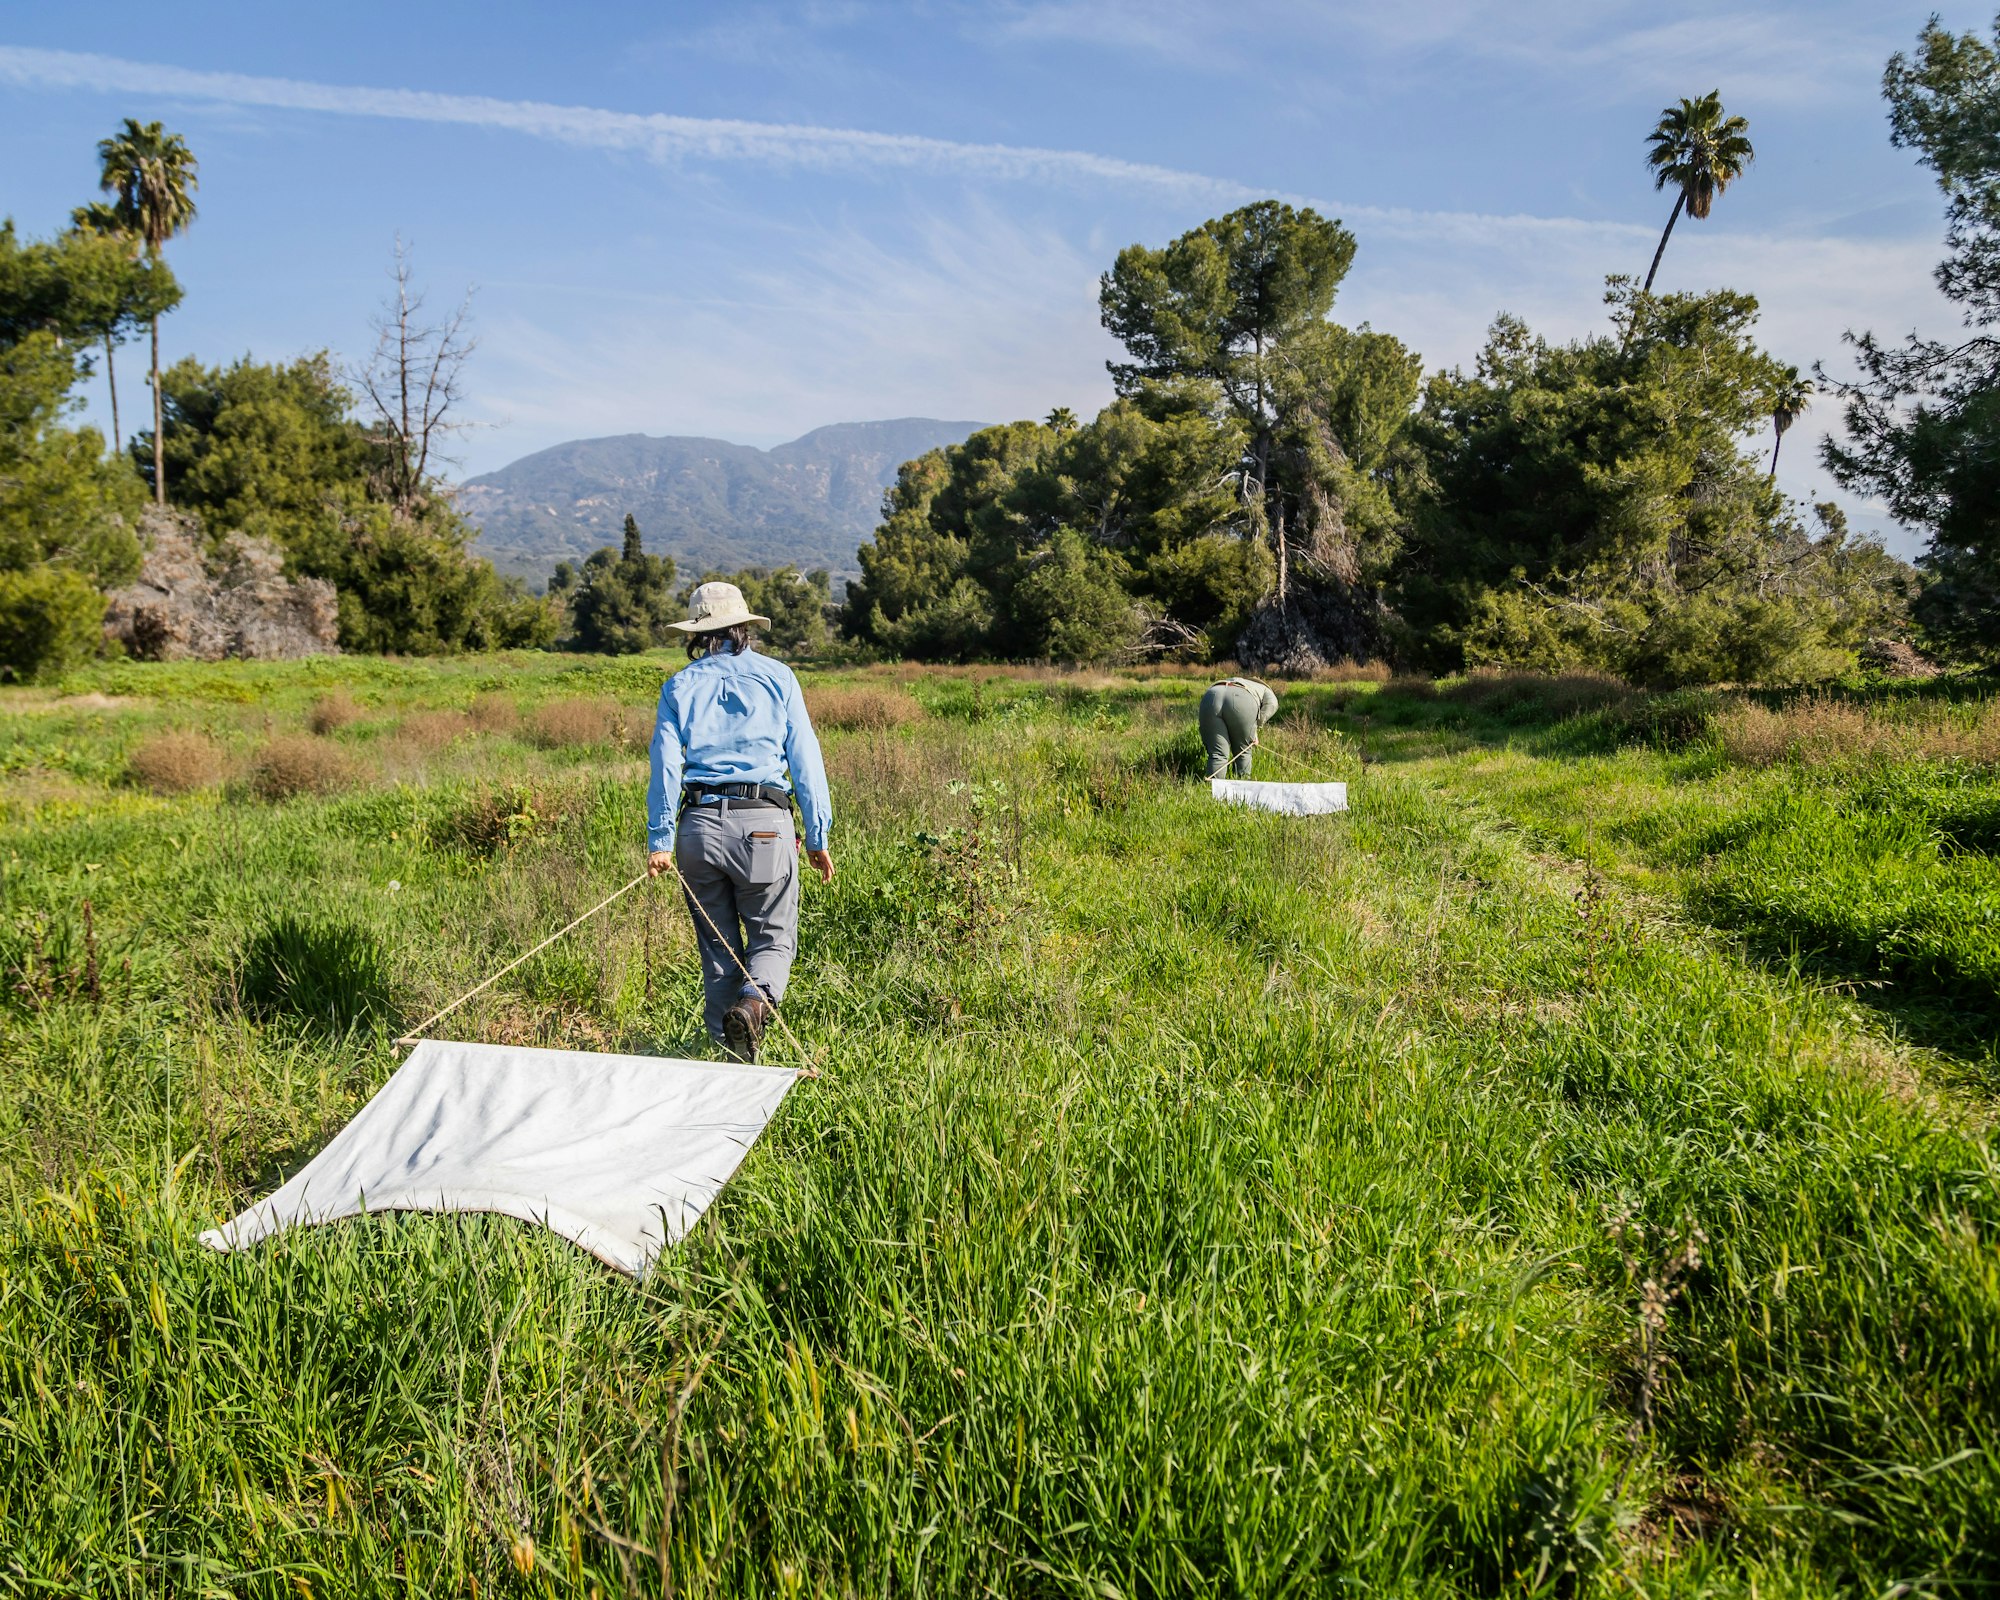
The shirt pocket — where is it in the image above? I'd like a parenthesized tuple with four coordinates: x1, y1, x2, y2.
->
(743, 827, 787, 885)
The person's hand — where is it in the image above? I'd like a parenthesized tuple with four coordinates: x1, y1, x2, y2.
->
(647, 850, 674, 878)
(806, 848, 834, 885)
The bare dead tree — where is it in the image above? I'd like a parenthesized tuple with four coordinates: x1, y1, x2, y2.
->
(354, 237, 476, 517)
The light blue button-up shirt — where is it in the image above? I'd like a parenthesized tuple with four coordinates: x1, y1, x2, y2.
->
(646, 647, 833, 854)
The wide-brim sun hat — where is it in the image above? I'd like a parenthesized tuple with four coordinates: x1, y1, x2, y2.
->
(668, 580, 771, 634)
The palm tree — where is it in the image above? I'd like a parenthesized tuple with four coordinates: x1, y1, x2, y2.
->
(69, 201, 136, 453)
(1045, 405, 1079, 434)
(96, 119, 198, 505)
(1768, 368, 1813, 479)
(1642, 92, 1752, 294)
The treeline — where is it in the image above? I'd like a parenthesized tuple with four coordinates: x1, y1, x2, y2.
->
(0, 123, 562, 682)
(843, 26, 2000, 684)
(7, 20, 2000, 687)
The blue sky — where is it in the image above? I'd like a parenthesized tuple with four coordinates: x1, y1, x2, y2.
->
(0, 1, 1970, 555)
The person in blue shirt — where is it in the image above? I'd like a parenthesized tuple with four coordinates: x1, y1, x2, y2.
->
(646, 582, 834, 1062)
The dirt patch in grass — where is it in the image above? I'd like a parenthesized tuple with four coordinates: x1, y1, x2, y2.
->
(307, 689, 364, 735)
(807, 685, 926, 731)
(127, 731, 225, 795)
(246, 735, 358, 800)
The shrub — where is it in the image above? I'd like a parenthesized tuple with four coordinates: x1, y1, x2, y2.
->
(247, 735, 356, 800)
(126, 731, 223, 795)
(467, 693, 520, 735)
(396, 710, 470, 749)
(806, 686, 926, 732)
(307, 689, 363, 734)
(447, 782, 574, 855)
(527, 698, 648, 751)
(1381, 675, 1440, 701)
(0, 567, 106, 684)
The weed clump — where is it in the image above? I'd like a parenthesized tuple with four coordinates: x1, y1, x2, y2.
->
(126, 731, 222, 794)
(307, 689, 363, 734)
(247, 734, 356, 800)
(528, 698, 644, 751)
(1310, 659, 1393, 684)
(807, 685, 926, 731)
(448, 782, 574, 855)
(396, 709, 471, 750)
(1717, 692, 2000, 768)
(239, 914, 389, 1032)
(467, 693, 520, 735)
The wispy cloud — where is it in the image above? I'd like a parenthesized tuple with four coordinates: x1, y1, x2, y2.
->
(986, 0, 1891, 108)
(0, 44, 1257, 201)
(0, 43, 1650, 245)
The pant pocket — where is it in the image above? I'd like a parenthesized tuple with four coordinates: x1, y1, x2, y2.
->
(743, 828, 787, 885)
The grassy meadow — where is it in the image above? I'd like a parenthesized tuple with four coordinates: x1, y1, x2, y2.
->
(2, 653, 1997, 1597)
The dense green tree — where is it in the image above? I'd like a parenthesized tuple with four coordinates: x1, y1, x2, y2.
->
(143, 354, 377, 542)
(1642, 92, 1754, 293)
(0, 225, 151, 586)
(569, 514, 679, 654)
(1822, 16, 2000, 662)
(1009, 527, 1143, 661)
(96, 120, 198, 507)
(1401, 285, 1909, 684)
(0, 566, 107, 683)
(1100, 200, 1358, 601)
(66, 204, 178, 452)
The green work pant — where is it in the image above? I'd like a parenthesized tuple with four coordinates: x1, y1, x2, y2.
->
(1199, 683, 1259, 779)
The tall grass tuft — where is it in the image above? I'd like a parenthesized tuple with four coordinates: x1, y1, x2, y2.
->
(307, 688, 364, 734)
(126, 730, 223, 794)
(246, 734, 357, 799)
(1719, 691, 2000, 767)
(806, 685, 926, 731)
(238, 914, 391, 1033)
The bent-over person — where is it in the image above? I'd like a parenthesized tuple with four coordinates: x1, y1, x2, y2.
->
(1198, 676, 1279, 779)
(646, 582, 833, 1062)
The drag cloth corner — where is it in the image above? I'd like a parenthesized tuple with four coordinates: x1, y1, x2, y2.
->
(199, 1039, 799, 1278)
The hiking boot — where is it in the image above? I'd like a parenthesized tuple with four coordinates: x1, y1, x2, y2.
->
(722, 994, 769, 1063)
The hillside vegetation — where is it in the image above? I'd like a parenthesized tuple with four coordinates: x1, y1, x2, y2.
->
(2, 657, 1996, 1595)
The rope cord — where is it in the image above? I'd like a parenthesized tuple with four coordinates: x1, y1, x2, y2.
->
(1234, 737, 1346, 786)
(395, 864, 822, 1076)
(395, 872, 651, 1047)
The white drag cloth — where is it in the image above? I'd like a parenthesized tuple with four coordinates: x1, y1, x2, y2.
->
(1210, 778, 1348, 815)
(201, 1040, 798, 1277)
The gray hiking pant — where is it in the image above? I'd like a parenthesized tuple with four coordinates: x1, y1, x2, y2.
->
(674, 800, 799, 1044)
(1199, 682, 1259, 779)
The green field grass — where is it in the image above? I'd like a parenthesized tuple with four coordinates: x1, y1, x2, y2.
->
(2, 655, 1997, 1597)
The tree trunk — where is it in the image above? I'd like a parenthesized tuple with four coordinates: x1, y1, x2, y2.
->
(1274, 497, 1289, 604)
(1642, 191, 1686, 295)
(1768, 425, 1784, 480)
(150, 315, 165, 505)
(104, 336, 121, 453)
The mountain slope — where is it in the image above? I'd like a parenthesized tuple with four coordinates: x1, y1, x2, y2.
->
(458, 419, 986, 582)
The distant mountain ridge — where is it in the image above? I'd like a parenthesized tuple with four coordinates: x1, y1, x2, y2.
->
(458, 419, 986, 583)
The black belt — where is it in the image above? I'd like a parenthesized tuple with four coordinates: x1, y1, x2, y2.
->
(681, 781, 792, 813)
